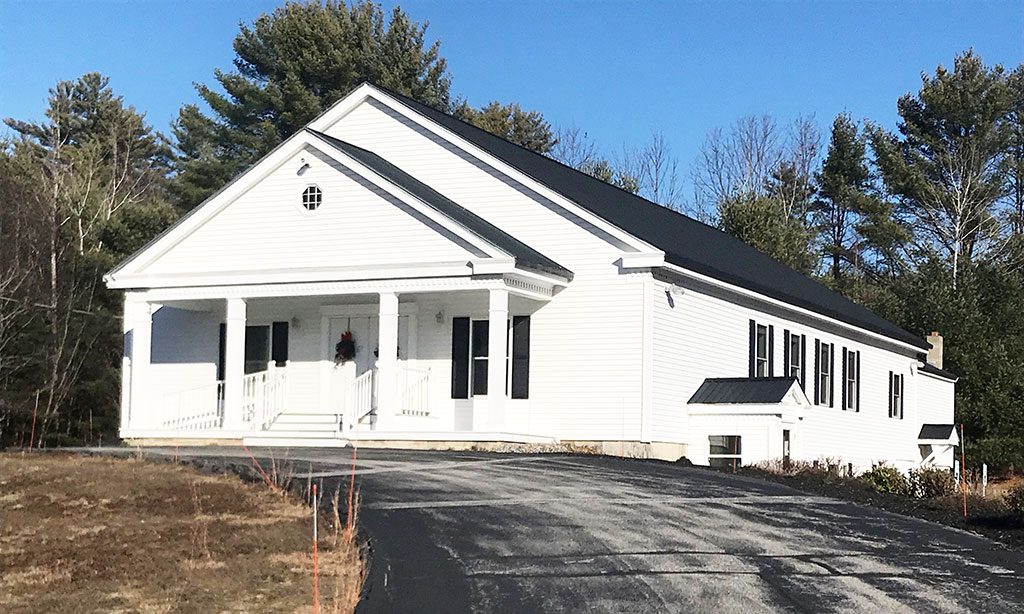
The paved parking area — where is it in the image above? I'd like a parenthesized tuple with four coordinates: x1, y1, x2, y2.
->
(88, 447, 1024, 612)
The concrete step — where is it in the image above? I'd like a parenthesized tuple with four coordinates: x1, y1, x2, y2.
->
(242, 435, 350, 448)
(273, 413, 339, 424)
(258, 427, 342, 437)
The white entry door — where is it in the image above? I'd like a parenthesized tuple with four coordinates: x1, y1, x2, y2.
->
(327, 315, 410, 414)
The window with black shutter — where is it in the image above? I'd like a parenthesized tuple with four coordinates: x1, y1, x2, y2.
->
(816, 340, 833, 406)
(843, 348, 860, 411)
(750, 321, 770, 377)
(471, 320, 489, 395)
(271, 321, 289, 367)
(451, 317, 470, 398)
(889, 371, 904, 419)
(784, 331, 804, 388)
(511, 316, 530, 399)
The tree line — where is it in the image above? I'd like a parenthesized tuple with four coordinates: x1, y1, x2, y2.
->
(1, 1, 1021, 470)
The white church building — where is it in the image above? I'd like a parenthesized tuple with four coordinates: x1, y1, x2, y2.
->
(106, 83, 957, 470)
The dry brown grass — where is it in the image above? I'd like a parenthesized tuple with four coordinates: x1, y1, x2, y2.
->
(0, 452, 364, 613)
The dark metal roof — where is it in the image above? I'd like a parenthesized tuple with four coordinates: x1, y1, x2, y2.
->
(308, 129, 572, 281)
(919, 362, 957, 381)
(918, 424, 956, 441)
(368, 83, 930, 351)
(688, 377, 799, 404)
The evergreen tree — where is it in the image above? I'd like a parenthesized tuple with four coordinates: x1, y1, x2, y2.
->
(170, 0, 452, 209)
(869, 50, 1010, 283)
(454, 100, 557, 153)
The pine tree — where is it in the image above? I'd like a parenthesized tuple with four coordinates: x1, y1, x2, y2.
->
(170, 0, 452, 210)
(869, 50, 1010, 284)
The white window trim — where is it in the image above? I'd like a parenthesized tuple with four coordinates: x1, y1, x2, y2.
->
(788, 332, 802, 384)
(845, 350, 859, 411)
(298, 183, 323, 213)
(818, 342, 831, 407)
(755, 324, 769, 377)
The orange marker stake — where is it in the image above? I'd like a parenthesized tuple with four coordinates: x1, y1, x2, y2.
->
(961, 424, 967, 518)
(346, 446, 357, 543)
(312, 483, 319, 614)
(242, 443, 281, 495)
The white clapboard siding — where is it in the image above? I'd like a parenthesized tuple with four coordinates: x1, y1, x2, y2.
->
(917, 373, 956, 427)
(325, 100, 646, 441)
(140, 148, 476, 276)
(650, 277, 953, 470)
(149, 306, 221, 401)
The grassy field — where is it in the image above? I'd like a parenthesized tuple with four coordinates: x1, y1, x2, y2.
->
(0, 453, 364, 613)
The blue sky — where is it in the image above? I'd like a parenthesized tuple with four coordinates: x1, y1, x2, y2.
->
(2, 0, 1022, 183)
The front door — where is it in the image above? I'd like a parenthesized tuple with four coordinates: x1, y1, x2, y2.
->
(327, 315, 410, 414)
(782, 429, 791, 468)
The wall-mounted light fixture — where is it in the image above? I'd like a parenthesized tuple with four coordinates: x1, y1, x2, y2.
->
(297, 157, 310, 175)
(435, 311, 444, 325)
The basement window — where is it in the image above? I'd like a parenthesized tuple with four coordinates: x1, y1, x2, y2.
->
(301, 185, 322, 211)
(708, 435, 742, 469)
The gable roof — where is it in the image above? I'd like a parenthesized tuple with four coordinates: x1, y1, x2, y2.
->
(688, 377, 801, 405)
(365, 84, 929, 351)
(106, 127, 571, 286)
(308, 129, 571, 280)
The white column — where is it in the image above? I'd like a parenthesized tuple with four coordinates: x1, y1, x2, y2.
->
(222, 297, 247, 430)
(377, 292, 400, 420)
(126, 297, 152, 430)
(487, 288, 509, 431)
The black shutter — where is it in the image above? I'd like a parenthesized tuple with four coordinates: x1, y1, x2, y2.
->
(813, 339, 820, 404)
(855, 351, 861, 412)
(271, 321, 289, 366)
(511, 316, 530, 399)
(217, 323, 226, 381)
(748, 320, 756, 377)
(829, 343, 835, 407)
(768, 325, 775, 376)
(841, 348, 848, 410)
(451, 317, 470, 399)
(783, 330, 790, 377)
(800, 336, 807, 390)
(888, 371, 893, 418)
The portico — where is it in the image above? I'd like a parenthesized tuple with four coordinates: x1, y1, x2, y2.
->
(117, 273, 562, 444)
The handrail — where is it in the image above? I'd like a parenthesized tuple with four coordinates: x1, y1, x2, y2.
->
(347, 369, 376, 429)
(398, 365, 430, 416)
(242, 366, 288, 431)
(160, 380, 224, 431)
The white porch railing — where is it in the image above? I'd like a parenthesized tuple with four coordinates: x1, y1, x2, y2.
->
(347, 368, 377, 429)
(160, 381, 224, 431)
(399, 366, 430, 416)
(242, 366, 289, 430)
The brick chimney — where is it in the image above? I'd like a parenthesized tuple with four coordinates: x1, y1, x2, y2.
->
(927, 331, 943, 369)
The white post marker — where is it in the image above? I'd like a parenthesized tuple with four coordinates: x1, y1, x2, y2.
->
(982, 463, 988, 498)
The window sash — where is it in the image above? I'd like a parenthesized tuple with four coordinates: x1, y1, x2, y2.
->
(755, 325, 768, 377)
(788, 334, 801, 380)
(470, 320, 489, 396)
(845, 351, 858, 410)
(818, 343, 831, 405)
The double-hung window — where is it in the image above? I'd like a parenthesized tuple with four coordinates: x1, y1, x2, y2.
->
(889, 371, 904, 419)
(451, 316, 531, 400)
(814, 340, 834, 407)
(749, 320, 773, 377)
(784, 331, 805, 389)
(842, 348, 860, 411)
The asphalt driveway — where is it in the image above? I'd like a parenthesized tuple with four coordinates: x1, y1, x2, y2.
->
(91, 447, 1024, 612)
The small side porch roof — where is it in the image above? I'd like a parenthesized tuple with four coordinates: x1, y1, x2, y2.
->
(918, 424, 959, 446)
(688, 377, 809, 406)
(687, 377, 809, 424)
